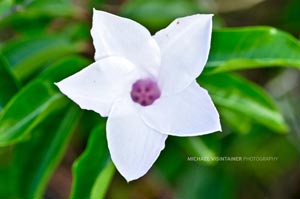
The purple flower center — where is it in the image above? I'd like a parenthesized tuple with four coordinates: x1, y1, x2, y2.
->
(130, 79, 161, 106)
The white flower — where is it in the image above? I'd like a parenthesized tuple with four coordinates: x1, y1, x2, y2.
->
(56, 9, 221, 182)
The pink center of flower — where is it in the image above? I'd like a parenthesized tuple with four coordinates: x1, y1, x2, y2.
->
(130, 79, 161, 106)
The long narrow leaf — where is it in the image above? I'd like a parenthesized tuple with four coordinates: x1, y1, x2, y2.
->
(0, 105, 82, 199)
(207, 27, 300, 72)
(71, 124, 114, 199)
(199, 73, 288, 133)
(0, 80, 68, 146)
(0, 54, 19, 109)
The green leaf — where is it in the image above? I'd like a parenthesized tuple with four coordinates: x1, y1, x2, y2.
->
(38, 55, 91, 83)
(2, 35, 82, 81)
(155, 139, 186, 182)
(90, 162, 115, 199)
(27, 0, 78, 17)
(198, 73, 288, 133)
(0, 105, 82, 199)
(120, 0, 199, 31)
(177, 165, 236, 199)
(218, 107, 252, 134)
(0, 0, 76, 21)
(207, 27, 300, 72)
(0, 54, 19, 109)
(0, 0, 12, 18)
(71, 124, 115, 199)
(0, 80, 68, 146)
(175, 136, 219, 166)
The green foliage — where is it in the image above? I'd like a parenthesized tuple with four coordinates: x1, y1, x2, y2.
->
(2, 35, 82, 81)
(71, 124, 115, 199)
(0, 81, 67, 146)
(26, 0, 77, 17)
(199, 73, 288, 133)
(38, 56, 91, 83)
(0, 105, 82, 199)
(176, 136, 219, 166)
(207, 27, 300, 72)
(176, 165, 236, 199)
(0, 0, 13, 17)
(0, 55, 19, 109)
(121, 0, 199, 30)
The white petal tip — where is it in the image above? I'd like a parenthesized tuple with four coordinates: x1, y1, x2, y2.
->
(218, 125, 222, 133)
(92, 8, 101, 13)
(117, 169, 147, 183)
(54, 81, 63, 91)
(124, 176, 139, 183)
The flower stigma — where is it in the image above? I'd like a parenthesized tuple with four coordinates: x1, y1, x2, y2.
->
(130, 79, 161, 106)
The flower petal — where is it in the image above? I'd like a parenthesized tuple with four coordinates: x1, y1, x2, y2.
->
(55, 57, 139, 117)
(141, 81, 221, 136)
(91, 9, 161, 75)
(107, 98, 167, 182)
(154, 14, 213, 95)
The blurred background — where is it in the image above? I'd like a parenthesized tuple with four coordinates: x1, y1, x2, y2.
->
(0, 0, 300, 199)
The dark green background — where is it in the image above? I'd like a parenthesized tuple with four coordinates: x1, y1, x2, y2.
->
(0, 0, 300, 198)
